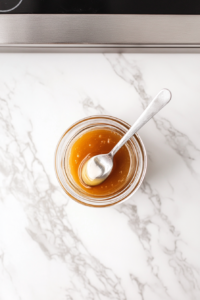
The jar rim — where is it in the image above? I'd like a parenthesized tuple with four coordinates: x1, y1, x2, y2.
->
(55, 115, 147, 207)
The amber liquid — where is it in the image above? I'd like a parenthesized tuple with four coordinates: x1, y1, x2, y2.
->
(66, 128, 136, 196)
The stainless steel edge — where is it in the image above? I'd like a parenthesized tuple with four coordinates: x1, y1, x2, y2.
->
(0, 14, 200, 51)
(2, 47, 200, 53)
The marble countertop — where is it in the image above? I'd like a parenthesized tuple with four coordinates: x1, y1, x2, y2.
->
(0, 53, 200, 300)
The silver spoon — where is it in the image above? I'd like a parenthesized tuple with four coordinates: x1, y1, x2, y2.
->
(82, 89, 172, 186)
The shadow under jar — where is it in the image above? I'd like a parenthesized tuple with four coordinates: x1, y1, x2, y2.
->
(55, 115, 147, 207)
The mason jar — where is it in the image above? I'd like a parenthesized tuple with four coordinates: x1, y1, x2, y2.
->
(55, 115, 147, 207)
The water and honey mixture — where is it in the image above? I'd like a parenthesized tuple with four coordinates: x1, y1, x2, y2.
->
(66, 128, 136, 196)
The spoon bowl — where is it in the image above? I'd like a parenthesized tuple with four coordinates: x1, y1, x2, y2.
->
(82, 154, 113, 186)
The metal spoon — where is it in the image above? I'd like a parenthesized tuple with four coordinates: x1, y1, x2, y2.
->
(82, 89, 172, 186)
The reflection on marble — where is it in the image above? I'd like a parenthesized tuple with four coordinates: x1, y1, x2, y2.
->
(0, 53, 200, 300)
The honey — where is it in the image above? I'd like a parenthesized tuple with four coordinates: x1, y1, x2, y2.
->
(66, 128, 137, 196)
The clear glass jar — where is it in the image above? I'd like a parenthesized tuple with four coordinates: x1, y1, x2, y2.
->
(55, 115, 147, 207)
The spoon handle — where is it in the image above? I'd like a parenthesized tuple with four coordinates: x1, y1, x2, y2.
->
(110, 89, 172, 157)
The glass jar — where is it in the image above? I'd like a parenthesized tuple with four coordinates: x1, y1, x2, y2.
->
(55, 115, 147, 207)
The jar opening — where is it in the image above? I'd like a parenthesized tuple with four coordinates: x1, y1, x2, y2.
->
(64, 125, 139, 198)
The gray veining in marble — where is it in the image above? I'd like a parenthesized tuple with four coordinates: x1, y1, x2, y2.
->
(0, 53, 200, 300)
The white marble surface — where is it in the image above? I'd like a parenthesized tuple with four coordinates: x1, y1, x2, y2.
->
(0, 53, 200, 300)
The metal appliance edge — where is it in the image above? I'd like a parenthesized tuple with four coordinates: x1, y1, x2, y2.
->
(0, 14, 200, 52)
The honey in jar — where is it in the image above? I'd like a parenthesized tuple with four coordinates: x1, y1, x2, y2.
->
(65, 128, 137, 196)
